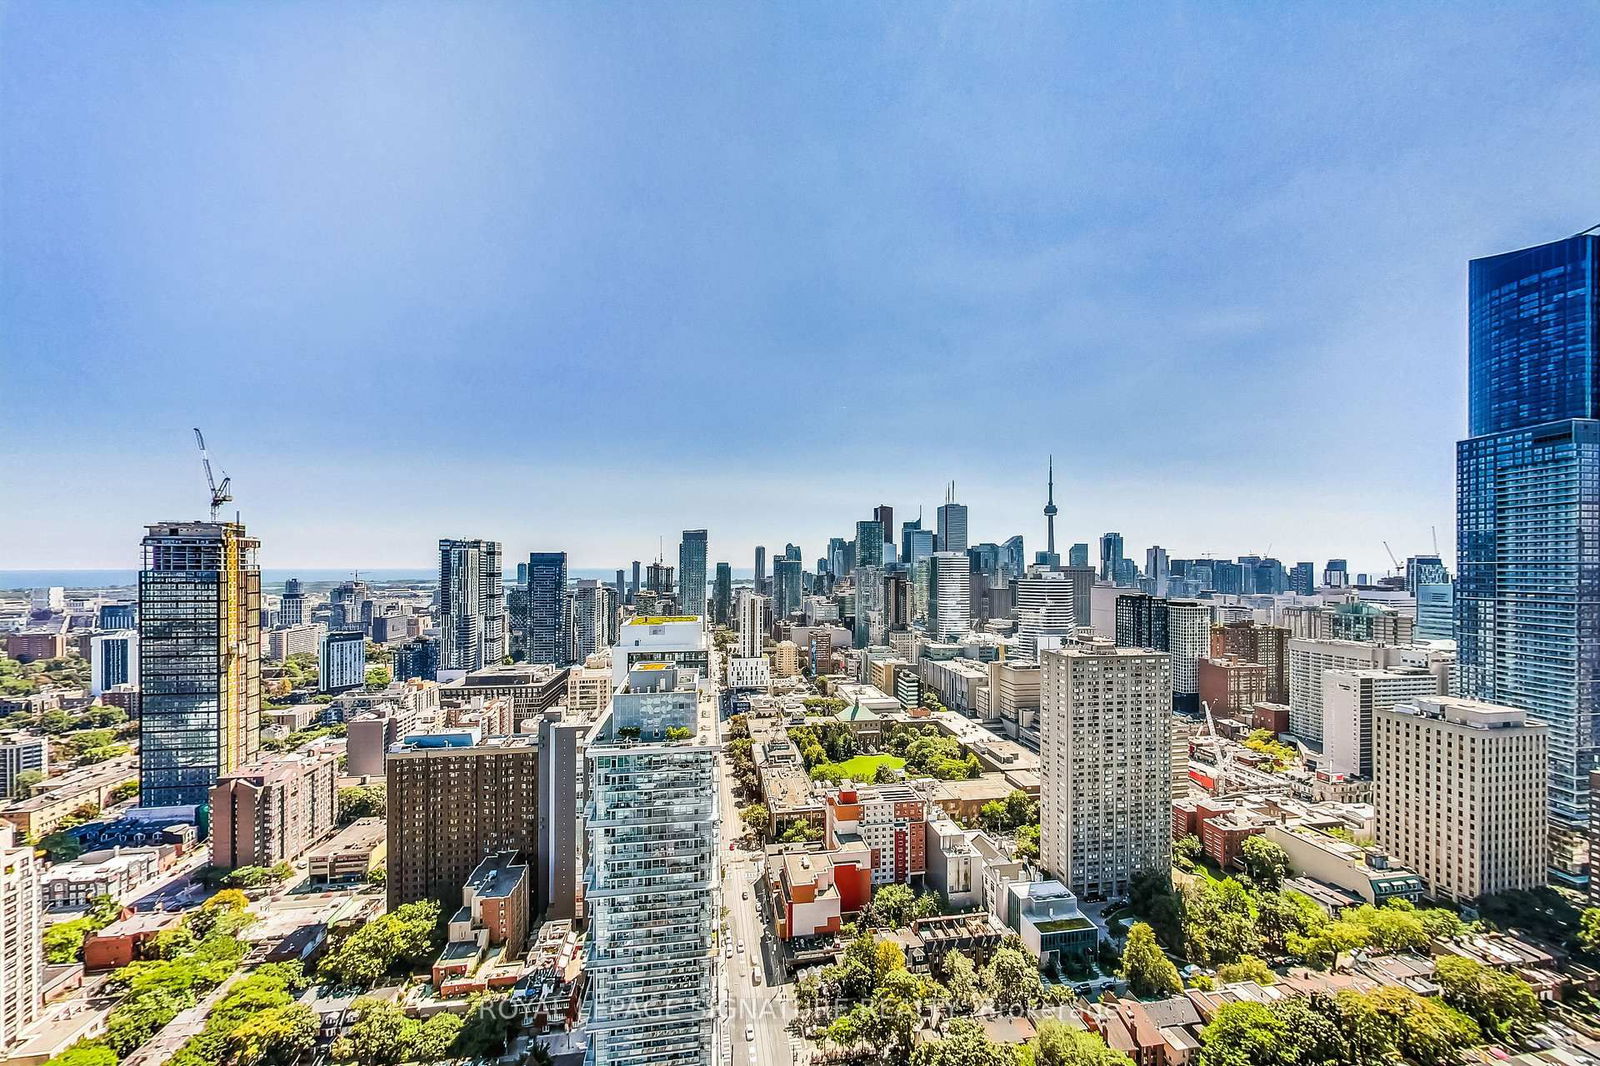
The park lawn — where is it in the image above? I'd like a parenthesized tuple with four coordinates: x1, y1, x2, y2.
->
(829, 754, 906, 780)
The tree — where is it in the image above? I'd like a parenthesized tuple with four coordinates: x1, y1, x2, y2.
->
(1433, 955, 1540, 1038)
(333, 998, 418, 1065)
(983, 946, 1044, 1011)
(940, 950, 980, 1013)
(1216, 956, 1276, 985)
(225, 1003, 319, 1066)
(318, 900, 441, 987)
(739, 804, 770, 839)
(337, 784, 386, 823)
(1366, 985, 1479, 1066)
(1032, 1018, 1135, 1066)
(1172, 834, 1202, 871)
(1015, 822, 1040, 861)
(1237, 836, 1289, 889)
(868, 883, 917, 927)
(224, 865, 272, 889)
(107, 779, 140, 805)
(10, 769, 42, 799)
(43, 1044, 117, 1066)
(1119, 922, 1181, 998)
(1580, 907, 1600, 954)
(1197, 1001, 1287, 1066)
(1183, 878, 1260, 966)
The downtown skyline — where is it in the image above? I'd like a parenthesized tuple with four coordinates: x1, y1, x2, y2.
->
(6, 4, 1600, 571)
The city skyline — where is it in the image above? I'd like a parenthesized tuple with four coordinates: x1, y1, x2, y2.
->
(7, 4, 1600, 570)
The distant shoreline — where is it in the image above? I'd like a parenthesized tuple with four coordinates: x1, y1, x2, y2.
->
(1, 567, 756, 592)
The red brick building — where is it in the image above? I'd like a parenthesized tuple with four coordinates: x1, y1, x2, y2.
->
(1197, 657, 1268, 716)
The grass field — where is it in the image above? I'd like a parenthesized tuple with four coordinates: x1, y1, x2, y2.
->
(822, 754, 906, 780)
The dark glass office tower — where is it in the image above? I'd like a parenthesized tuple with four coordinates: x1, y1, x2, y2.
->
(1457, 232, 1600, 886)
(139, 521, 261, 807)
(712, 563, 732, 626)
(678, 529, 708, 618)
(526, 552, 570, 665)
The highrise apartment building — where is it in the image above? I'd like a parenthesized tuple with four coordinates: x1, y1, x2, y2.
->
(929, 552, 972, 642)
(712, 563, 732, 627)
(1098, 532, 1124, 583)
(1456, 234, 1600, 884)
(677, 529, 708, 618)
(585, 668, 717, 1066)
(386, 733, 540, 913)
(1321, 669, 1442, 779)
(736, 594, 767, 660)
(1040, 640, 1172, 900)
(139, 521, 261, 808)
(210, 750, 339, 869)
(773, 557, 802, 619)
(0, 826, 41, 1050)
(438, 539, 507, 671)
(1015, 568, 1078, 660)
(319, 630, 367, 693)
(526, 551, 569, 665)
(0, 735, 46, 799)
(568, 579, 618, 662)
(1374, 696, 1547, 901)
(1165, 601, 1210, 715)
(89, 630, 137, 697)
(1209, 620, 1290, 704)
(278, 578, 305, 627)
(754, 547, 766, 596)
(1287, 639, 1452, 748)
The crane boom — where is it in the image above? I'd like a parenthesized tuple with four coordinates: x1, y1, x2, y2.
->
(1382, 540, 1401, 572)
(192, 427, 233, 521)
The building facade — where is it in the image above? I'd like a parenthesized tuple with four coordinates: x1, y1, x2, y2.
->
(1040, 640, 1172, 900)
(0, 826, 41, 1050)
(209, 751, 339, 869)
(138, 521, 261, 808)
(439, 538, 507, 671)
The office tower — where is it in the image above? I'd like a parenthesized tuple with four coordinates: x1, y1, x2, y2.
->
(97, 602, 136, 630)
(210, 751, 338, 869)
(884, 568, 910, 631)
(525, 552, 570, 665)
(1068, 543, 1089, 568)
(754, 546, 767, 595)
(387, 733, 541, 912)
(394, 636, 439, 682)
(773, 557, 802, 619)
(712, 563, 732, 626)
(678, 529, 708, 618)
(1286, 638, 1451, 747)
(1016, 568, 1077, 659)
(615, 568, 627, 608)
(139, 521, 261, 808)
(630, 560, 642, 603)
(1145, 547, 1169, 595)
(507, 587, 531, 661)
(438, 539, 506, 672)
(929, 551, 972, 641)
(0, 826, 41, 1050)
(1322, 559, 1349, 587)
(0, 735, 47, 799)
(1374, 696, 1547, 901)
(1456, 234, 1600, 882)
(328, 579, 371, 633)
(1165, 601, 1210, 715)
(569, 579, 617, 662)
(90, 630, 137, 696)
(1001, 535, 1026, 579)
(936, 484, 969, 553)
(278, 579, 305, 627)
(1252, 558, 1286, 596)
(536, 710, 585, 921)
(516, 561, 529, 586)
(785, 543, 801, 562)
(856, 520, 885, 568)
(902, 526, 935, 567)
(853, 564, 885, 649)
(1404, 555, 1448, 593)
(1321, 669, 1441, 778)
(1289, 562, 1316, 595)
(585, 669, 717, 1066)
(1209, 621, 1290, 704)
(319, 630, 367, 693)
(1040, 640, 1171, 900)
(736, 593, 768, 660)
(1114, 593, 1168, 652)
(1415, 583, 1454, 642)
(1098, 533, 1124, 583)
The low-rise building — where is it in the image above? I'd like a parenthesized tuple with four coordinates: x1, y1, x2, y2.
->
(83, 911, 179, 972)
(307, 818, 388, 884)
(1001, 879, 1099, 965)
(924, 815, 982, 910)
(1265, 823, 1422, 905)
(432, 852, 531, 998)
(823, 782, 928, 887)
(766, 844, 871, 940)
(41, 846, 171, 909)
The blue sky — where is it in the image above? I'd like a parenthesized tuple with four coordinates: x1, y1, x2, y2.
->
(4, 2, 1598, 574)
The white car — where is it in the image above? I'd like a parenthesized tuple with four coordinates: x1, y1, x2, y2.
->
(752, 972, 762, 985)
(737, 942, 745, 953)
(745, 1026, 755, 1042)
(742, 890, 749, 900)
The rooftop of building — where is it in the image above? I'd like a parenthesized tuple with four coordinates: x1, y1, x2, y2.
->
(624, 615, 700, 626)
(1384, 694, 1543, 731)
(465, 852, 527, 902)
(308, 817, 387, 858)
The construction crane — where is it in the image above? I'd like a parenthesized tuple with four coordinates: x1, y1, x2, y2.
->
(192, 427, 233, 521)
(1382, 540, 1402, 576)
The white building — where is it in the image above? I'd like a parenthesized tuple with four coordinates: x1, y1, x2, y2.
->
(930, 552, 972, 642)
(1040, 640, 1171, 900)
(266, 622, 325, 662)
(0, 735, 47, 799)
(924, 815, 982, 910)
(1166, 601, 1211, 712)
(584, 666, 717, 1066)
(1015, 569, 1078, 660)
(611, 616, 708, 688)
(1288, 638, 1452, 747)
(1374, 695, 1547, 902)
(736, 595, 767, 660)
(1321, 669, 1441, 778)
(90, 630, 138, 697)
(0, 826, 41, 1049)
(319, 631, 367, 693)
(726, 657, 771, 692)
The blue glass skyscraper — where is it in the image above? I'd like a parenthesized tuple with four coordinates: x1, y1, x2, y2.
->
(1457, 232, 1600, 885)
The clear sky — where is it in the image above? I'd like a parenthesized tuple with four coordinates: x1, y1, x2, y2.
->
(4, 3, 1598, 575)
